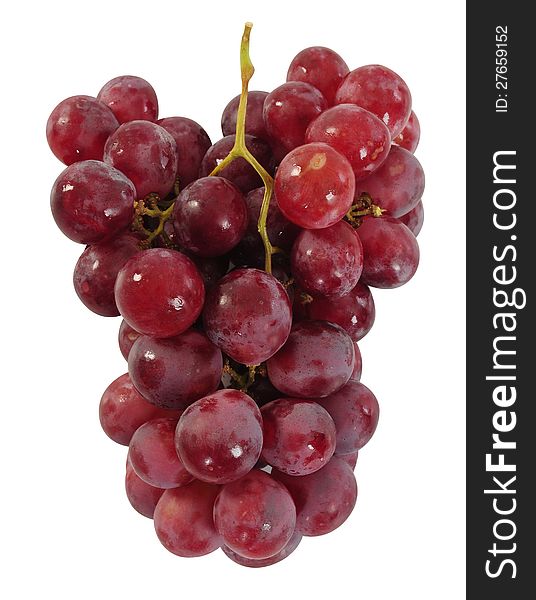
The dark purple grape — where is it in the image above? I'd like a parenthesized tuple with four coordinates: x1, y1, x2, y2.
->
(221, 91, 269, 140)
(118, 319, 142, 360)
(125, 460, 164, 518)
(189, 254, 230, 290)
(222, 530, 302, 567)
(399, 200, 424, 237)
(97, 76, 158, 123)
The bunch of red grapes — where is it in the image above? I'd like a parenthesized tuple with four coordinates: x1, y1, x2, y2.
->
(46, 28, 424, 567)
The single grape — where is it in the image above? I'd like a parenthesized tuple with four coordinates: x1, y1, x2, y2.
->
(104, 120, 178, 199)
(274, 142, 355, 229)
(46, 95, 119, 165)
(316, 381, 379, 454)
(287, 46, 349, 106)
(399, 200, 424, 237)
(199, 134, 274, 194)
(97, 76, 158, 123)
(157, 116, 212, 187)
(73, 235, 140, 317)
(213, 469, 296, 559)
(261, 399, 336, 475)
(355, 146, 425, 217)
(338, 451, 359, 470)
(173, 177, 248, 257)
(357, 216, 419, 288)
(267, 321, 355, 399)
(128, 330, 222, 410)
(306, 104, 390, 181)
(335, 64, 412, 138)
(129, 418, 193, 489)
(125, 460, 164, 518)
(300, 281, 376, 341)
(272, 456, 357, 536)
(175, 389, 263, 484)
(263, 82, 327, 153)
(50, 160, 136, 244)
(203, 268, 292, 365)
(291, 220, 363, 298)
(118, 319, 142, 360)
(393, 110, 420, 153)
(154, 481, 222, 557)
(350, 342, 362, 381)
(114, 248, 205, 338)
(221, 91, 269, 140)
(222, 530, 302, 568)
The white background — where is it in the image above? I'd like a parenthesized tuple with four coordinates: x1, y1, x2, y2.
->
(0, 1, 466, 598)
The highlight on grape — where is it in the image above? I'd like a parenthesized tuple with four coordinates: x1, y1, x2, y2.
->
(47, 22, 424, 567)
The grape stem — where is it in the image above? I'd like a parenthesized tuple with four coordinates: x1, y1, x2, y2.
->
(223, 359, 262, 391)
(345, 192, 385, 228)
(208, 22, 276, 274)
(133, 194, 176, 248)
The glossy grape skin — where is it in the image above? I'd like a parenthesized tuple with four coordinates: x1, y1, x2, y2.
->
(50, 160, 136, 244)
(261, 399, 336, 476)
(306, 104, 391, 181)
(393, 110, 420, 153)
(302, 281, 375, 341)
(46, 95, 119, 165)
(203, 268, 292, 365)
(125, 460, 164, 518)
(272, 457, 357, 536)
(222, 530, 302, 568)
(115, 248, 205, 338)
(357, 216, 420, 288)
(73, 235, 140, 317)
(355, 146, 425, 217)
(267, 321, 355, 399)
(335, 65, 412, 138)
(128, 330, 222, 410)
(350, 343, 363, 381)
(97, 76, 158, 123)
(154, 481, 222, 557)
(104, 121, 178, 199)
(118, 319, 142, 360)
(291, 221, 363, 298)
(338, 451, 359, 470)
(129, 418, 193, 489)
(199, 134, 274, 194)
(263, 82, 327, 153)
(213, 469, 296, 559)
(157, 117, 212, 187)
(316, 381, 379, 454)
(175, 389, 263, 484)
(287, 46, 349, 106)
(221, 91, 269, 140)
(399, 200, 424, 237)
(172, 177, 248, 257)
(274, 142, 355, 229)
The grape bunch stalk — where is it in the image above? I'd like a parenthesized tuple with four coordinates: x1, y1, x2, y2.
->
(47, 22, 424, 567)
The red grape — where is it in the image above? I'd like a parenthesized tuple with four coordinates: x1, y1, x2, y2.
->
(50, 160, 135, 244)
(261, 399, 336, 475)
(173, 177, 248, 257)
(154, 481, 222, 557)
(263, 82, 327, 153)
(222, 530, 302, 567)
(306, 104, 391, 181)
(157, 116, 212, 187)
(114, 248, 205, 338)
(338, 451, 358, 470)
(399, 200, 424, 237)
(291, 220, 363, 298)
(213, 469, 296, 559)
(104, 121, 178, 199)
(272, 456, 357, 536)
(203, 268, 292, 365)
(267, 321, 355, 398)
(316, 381, 379, 454)
(274, 142, 355, 229)
(118, 319, 141, 360)
(393, 110, 420, 153)
(97, 76, 158, 123)
(46, 95, 119, 165)
(128, 330, 222, 410)
(129, 418, 193, 489)
(73, 235, 140, 317)
(125, 460, 164, 518)
(189, 254, 230, 290)
(350, 342, 362, 381)
(355, 145, 425, 217)
(221, 91, 269, 140)
(335, 65, 412, 138)
(175, 389, 263, 484)
(357, 216, 419, 288)
(287, 46, 349, 106)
